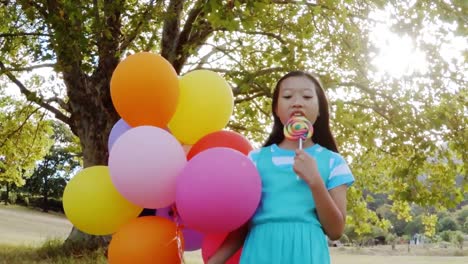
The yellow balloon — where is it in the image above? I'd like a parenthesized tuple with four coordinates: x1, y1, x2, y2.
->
(168, 70, 234, 144)
(63, 166, 143, 235)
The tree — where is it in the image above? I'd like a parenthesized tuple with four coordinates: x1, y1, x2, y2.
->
(0, 91, 53, 203)
(1, 0, 465, 246)
(21, 121, 81, 212)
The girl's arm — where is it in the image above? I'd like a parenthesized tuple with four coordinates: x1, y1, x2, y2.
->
(206, 223, 249, 264)
(309, 183, 347, 240)
(293, 149, 348, 240)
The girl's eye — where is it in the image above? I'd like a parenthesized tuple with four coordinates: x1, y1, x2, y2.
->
(303, 96, 313, 99)
(282, 96, 292, 99)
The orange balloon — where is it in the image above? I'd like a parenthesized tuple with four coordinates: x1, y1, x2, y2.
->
(110, 52, 179, 127)
(187, 130, 253, 160)
(108, 216, 184, 264)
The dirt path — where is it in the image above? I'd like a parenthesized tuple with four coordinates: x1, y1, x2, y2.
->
(0, 205, 72, 246)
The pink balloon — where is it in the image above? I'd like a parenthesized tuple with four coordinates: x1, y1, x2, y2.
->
(156, 206, 204, 251)
(202, 233, 242, 264)
(176, 148, 261, 233)
(109, 126, 186, 209)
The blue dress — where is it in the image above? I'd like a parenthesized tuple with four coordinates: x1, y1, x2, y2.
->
(240, 144, 354, 264)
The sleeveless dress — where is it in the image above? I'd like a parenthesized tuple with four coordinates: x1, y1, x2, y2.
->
(239, 144, 354, 264)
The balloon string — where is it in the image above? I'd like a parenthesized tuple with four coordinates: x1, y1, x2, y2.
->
(172, 205, 185, 264)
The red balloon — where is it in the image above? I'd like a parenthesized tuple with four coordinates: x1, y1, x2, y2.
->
(187, 131, 253, 160)
(202, 233, 242, 264)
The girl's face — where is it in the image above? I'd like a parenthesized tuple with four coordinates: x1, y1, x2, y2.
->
(275, 76, 319, 126)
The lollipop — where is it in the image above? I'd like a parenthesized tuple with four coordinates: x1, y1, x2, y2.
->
(283, 115, 313, 149)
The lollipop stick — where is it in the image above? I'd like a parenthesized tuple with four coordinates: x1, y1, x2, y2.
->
(297, 138, 303, 180)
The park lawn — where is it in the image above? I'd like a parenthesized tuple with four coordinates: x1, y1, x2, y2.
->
(1, 204, 467, 264)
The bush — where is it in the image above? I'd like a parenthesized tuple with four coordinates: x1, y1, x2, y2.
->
(456, 208, 468, 226)
(339, 234, 350, 245)
(8, 192, 17, 204)
(27, 196, 64, 212)
(440, 230, 453, 242)
(15, 193, 30, 206)
(452, 231, 464, 249)
(438, 216, 460, 232)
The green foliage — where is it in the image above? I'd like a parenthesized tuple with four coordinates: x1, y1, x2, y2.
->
(0, 95, 54, 187)
(376, 204, 408, 236)
(339, 233, 350, 245)
(0, 0, 466, 243)
(456, 207, 468, 227)
(440, 230, 453, 242)
(404, 215, 424, 235)
(438, 216, 461, 232)
(22, 121, 81, 198)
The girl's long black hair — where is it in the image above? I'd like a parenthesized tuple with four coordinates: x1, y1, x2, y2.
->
(263, 71, 339, 153)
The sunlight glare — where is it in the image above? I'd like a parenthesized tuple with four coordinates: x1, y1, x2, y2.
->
(370, 24, 428, 78)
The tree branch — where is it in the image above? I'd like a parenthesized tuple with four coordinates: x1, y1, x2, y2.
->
(161, 0, 184, 64)
(216, 29, 287, 45)
(227, 122, 264, 133)
(119, 0, 157, 53)
(271, 0, 319, 7)
(0, 61, 71, 124)
(45, 96, 70, 112)
(19, 111, 48, 168)
(0, 32, 51, 38)
(343, 101, 391, 122)
(0, 106, 41, 149)
(0, 63, 56, 73)
(235, 91, 266, 104)
(177, 0, 205, 51)
(335, 81, 396, 103)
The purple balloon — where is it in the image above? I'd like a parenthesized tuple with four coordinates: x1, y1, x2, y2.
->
(108, 119, 131, 151)
(156, 206, 204, 251)
(176, 147, 261, 234)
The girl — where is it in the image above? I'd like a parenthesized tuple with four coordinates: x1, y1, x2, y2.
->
(207, 71, 355, 264)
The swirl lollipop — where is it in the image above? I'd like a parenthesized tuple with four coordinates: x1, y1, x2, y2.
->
(283, 116, 313, 149)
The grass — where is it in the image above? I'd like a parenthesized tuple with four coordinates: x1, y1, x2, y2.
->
(1, 204, 468, 264)
(2, 243, 468, 264)
(0, 240, 106, 264)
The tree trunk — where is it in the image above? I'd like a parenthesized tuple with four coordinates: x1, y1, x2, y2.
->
(42, 175, 48, 213)
(63, 59, 120, 250)
(4, 182, 9, 205)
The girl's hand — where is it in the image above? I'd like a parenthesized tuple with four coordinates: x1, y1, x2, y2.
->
(293, 149, 321, 186)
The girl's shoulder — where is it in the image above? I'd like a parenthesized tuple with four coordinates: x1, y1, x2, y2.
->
(247, 146, 270, 166)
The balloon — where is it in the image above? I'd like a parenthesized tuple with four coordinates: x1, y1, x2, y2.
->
(187, 130, 253, 160)
(168, 70, 234, 144)
(156, 206, 204, 251)
(110, 52, 179, 127)
(108, 216, 183, 264)
(62, 166, 142, 235)
(176, 148, 261, 233)
(182, 144, 192, 155)
(202, 233, 242, 264)
(108, 119, 131, 151)
(108, 126, 186, 209)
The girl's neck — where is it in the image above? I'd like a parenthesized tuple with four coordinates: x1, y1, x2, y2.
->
(278, 139, 314, 150)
